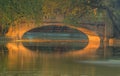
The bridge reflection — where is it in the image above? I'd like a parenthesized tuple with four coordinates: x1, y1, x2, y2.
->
(0, 41, 117, 76)
(6, 36, 100, 67)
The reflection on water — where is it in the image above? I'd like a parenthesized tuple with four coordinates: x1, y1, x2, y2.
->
(0, 41, 120, 76)
(22, 42, 88, 53)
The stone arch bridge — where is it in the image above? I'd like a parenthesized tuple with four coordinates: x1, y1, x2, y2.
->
(6, 19, 105, 40)
(7, 18, 112, 52)
(5, 19, 102, 49)
(6, 19, 102, 58)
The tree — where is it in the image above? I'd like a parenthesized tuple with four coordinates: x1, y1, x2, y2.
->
(84, 0, 120, 38)
(0, 0, 43, 35)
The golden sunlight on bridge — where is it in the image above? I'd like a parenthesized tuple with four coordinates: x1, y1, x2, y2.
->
(6, 19, 100, 43)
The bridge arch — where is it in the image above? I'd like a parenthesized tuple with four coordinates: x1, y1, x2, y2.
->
(6, 21, 99, 40)
(6, 19, 100, 42)
(6, 19, 100, 57)
(6, 19, 100, 50)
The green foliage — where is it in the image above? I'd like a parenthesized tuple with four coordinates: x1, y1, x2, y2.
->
(0, 0, 43, 25)
(0, 0, 44, 34)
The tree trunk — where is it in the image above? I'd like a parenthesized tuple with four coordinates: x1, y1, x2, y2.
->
(105, 7, 120, 38)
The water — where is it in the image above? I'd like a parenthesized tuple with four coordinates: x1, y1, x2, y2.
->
(0, 41, 120, 76)
(22, 32, 88, 40)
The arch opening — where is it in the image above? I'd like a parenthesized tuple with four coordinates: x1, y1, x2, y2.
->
(22, 25, 88, 41)
(22, 25, 89, 53)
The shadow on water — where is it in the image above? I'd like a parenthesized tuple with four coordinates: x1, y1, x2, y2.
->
(22, 41, 88, 53)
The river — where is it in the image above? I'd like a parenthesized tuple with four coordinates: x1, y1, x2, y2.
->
(0, 40, 120, 76)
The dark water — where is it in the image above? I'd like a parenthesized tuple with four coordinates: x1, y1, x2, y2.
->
(0, 41, 120, 76)
(22, 32, 88, 40)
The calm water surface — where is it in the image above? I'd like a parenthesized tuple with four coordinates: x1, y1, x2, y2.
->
(0, 41, 120, 76)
